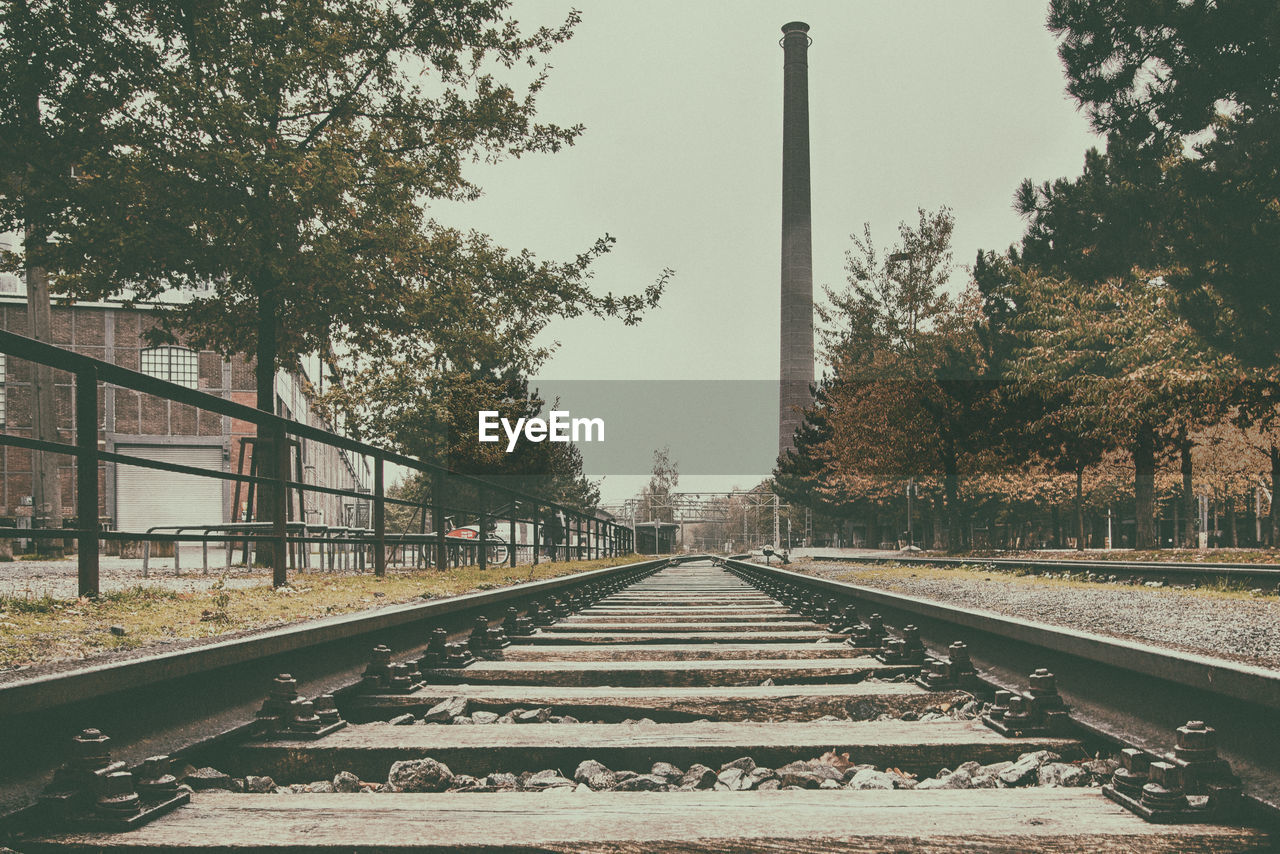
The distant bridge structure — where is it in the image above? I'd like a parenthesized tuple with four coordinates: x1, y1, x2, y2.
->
(602, 491, 800, 550)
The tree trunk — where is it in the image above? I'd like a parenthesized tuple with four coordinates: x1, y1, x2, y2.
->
(943, 443, 960, 552)
(1133, 422, 1157, 549)
(1226, 495, 1238, 548)
(1179, 432, 1195, 548)
(1271, 445, 1280, 549)
(25, 227, 64, 557)
(1074, 466, 1085, 551)
(256, 286, 286, 586)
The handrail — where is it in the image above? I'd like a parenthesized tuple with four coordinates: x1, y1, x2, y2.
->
(0, 330, 634, 593)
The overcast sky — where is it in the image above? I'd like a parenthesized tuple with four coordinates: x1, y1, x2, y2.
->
(432, 1, 1105, 505)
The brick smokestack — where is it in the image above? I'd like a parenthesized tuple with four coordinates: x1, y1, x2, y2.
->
(779, 21, 814, 456)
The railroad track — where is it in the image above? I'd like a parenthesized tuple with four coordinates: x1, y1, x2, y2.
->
(810, 552, 1280, 587)
(6, 557, 1274, 851)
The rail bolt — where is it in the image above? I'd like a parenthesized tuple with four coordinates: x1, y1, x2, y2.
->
(135, 756, 179, 797)
(290, 698, 325, 732)
(94, 771, 142, 819)
(1140, 761, 1189, 812)
(946, 641, 976, 680)
(486, 625, 510, 648)
(444, 641, 473, 667)
(270, 673, 299, 699)
(1173, 720, 1217, 760)
(900, 625, 925, 661)
(314, 694, 341, 726)
(836, 604, 859, 628)
(988, 690, 1012, 721)
(1027, 668, 1057, 695)
(469, 616, 491, 652)
(388, 663, 414, 691)
(1112, 748, 1150, 796)
(73, 729, 113, 769)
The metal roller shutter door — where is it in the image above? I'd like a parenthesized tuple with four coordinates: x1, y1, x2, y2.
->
(114, 445, 225, 533)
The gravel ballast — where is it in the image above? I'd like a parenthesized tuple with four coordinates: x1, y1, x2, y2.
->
(202, 748, 1112, 795)
(797, 560, 1280, 669)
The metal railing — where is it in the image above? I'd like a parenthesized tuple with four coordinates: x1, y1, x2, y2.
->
(0, 330, 634, 595)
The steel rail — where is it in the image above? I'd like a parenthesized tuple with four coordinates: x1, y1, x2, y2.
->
(720, 556, 1280, 822)
(0, 557, 669, 820)
(811, 552, 1280, 580)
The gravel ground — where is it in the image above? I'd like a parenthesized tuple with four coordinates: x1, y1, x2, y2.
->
(797, 559, 1280, 670)
(188, 745, 1111, 795)
(0, 554, 283, 599)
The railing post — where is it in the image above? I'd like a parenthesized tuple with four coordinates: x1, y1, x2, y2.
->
(75, 368, 99, 598)
(272, 424, 288, 588)
(432, 470, 447, 571)
(508, 504, 517, 568)
(532, 506, 540, 566)
(373, 456, 385, 577)
(417, 495, 427, 568)
(477, 488, 488, 572)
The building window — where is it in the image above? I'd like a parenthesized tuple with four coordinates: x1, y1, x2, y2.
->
(0, 353, 6, 426)
(140, 346, 198, 388)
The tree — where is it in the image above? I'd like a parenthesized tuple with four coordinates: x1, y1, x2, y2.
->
(822, 207, 955, 359)
(28, 1, 666, 580)
(775, 380, 836, 514)
(0, 0, 158, 554)
(1047, 1, 1280, 365)
(637, 447, 678, 524)
(804, 206, 1003, 549)
(1009, 142, 1234, 549)
(49, 1, 666, 415)
(1006, 267, 1233, 549)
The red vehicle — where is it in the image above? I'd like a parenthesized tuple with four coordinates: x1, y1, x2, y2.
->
(422, 516, 509, 566)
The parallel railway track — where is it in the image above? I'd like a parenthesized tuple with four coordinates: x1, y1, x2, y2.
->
(810, 552, 1280, 586)
(2, 556, 1275, 851)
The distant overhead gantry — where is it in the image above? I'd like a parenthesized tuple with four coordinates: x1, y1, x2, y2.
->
(602, 490, 783, 526)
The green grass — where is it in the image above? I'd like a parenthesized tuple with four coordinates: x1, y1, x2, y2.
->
(0, 555, 645, 672)
(0, 594, 63, 615)
(939, 548, 1280, 565)
(796, 559, 1275, 603)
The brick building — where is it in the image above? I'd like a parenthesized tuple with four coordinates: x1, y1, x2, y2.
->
(0, 295, 370, 539)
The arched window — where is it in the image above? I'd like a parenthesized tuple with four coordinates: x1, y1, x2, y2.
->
(140, 346, 199, 388)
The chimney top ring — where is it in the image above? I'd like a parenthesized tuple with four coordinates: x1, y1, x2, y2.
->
(780, 21, 812, 47)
